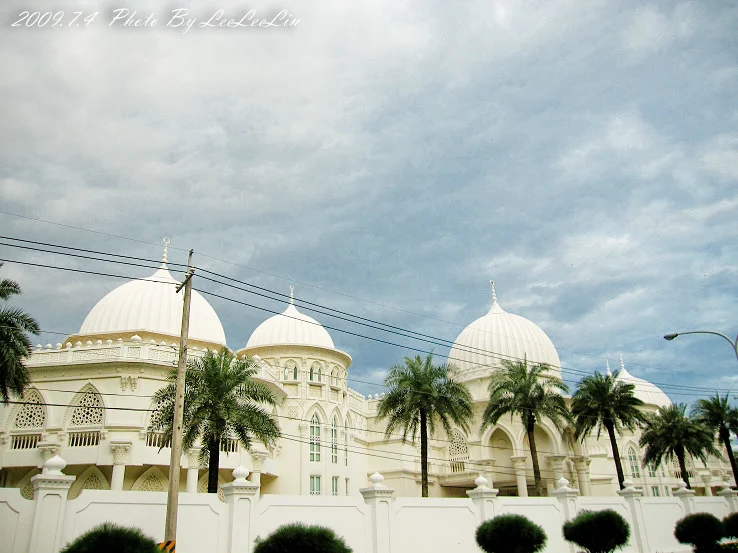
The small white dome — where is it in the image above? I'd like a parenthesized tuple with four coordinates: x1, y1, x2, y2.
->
(79, 265, 226, 346)
(616, 366, 671, 409)
(246, 303, 334, 349)
(448, 283, 561, 380)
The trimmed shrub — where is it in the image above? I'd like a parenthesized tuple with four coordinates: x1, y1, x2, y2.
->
(60, 522, 159, 553)
(253, 523, 352, 553)
(476, 514, 547, 553)
(675, 513, 724, 553)
(724, 513, 738, 539)
(563, 509, 630, 553)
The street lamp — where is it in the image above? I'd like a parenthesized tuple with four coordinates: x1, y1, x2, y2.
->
(663, 331, 738, 362)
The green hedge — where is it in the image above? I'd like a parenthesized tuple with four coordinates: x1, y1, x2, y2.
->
(59, 522, 160, 553)
(563, 509, 630, 553)
(253, 523, 352, 553)
(675, 513, 725, 553)
(476, 514, 547, 553)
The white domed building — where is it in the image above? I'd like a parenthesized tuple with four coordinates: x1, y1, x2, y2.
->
(0, 251, 731, 499)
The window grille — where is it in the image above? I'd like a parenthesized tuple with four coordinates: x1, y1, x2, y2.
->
(627, 447, 640, 478)
(310, 475, 321, 495)
(449, 431, 469, 473)
(11, 434, 41, 449)
(70, 392, 103, 426)
(146, 431, 171, 448)
(310, 414, 321, 462)
(331, 418, 338, 464)
(68, 430, 101, 447)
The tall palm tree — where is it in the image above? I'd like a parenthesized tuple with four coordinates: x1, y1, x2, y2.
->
(480, 360, 571, 497)
(571, 370, 649, 490)
(150, 348, 280, 493)
(0, 264, 40, 403)
(376, 354, 473, 497)
(639, 403, 721, 489)
(693, 393, 738, 488)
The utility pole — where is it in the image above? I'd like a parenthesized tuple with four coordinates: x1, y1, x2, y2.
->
(164, 249, 194, 543)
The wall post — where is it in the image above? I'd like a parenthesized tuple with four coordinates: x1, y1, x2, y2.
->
(617, 479, 648, 553)
(221, 466, 261, 553)
(28, 455, 76, 553)
(360, 472, 396, 553)
(717, 480, 738, 513)
(672, 481, 697, 515)
(466, 475, 499, 524)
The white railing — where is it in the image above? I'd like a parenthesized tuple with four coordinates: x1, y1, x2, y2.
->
(146, 431, 171, 448)
(220, 438, 239, 453)
(68, 431, 101, 447)
(11, 433, 41, 450)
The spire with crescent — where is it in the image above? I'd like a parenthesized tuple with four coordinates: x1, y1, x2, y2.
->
(605, 359, 612, 376)
(289, 285, 295, 305)
(490, 280, 498, 306)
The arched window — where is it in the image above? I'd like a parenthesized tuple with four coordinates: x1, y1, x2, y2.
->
(628, 446, 640, 478)
(310, 414, 321, 462)
(344, 420, 349, 466)
(449, 430, 469, 473)
(10, 390, 46, 450)
(317, 368, 322, 383)
(67, 388, 104, 447)
(309, 367, 314, 381)
(331, 417, 339, 464)
(284, 362, 298, 381)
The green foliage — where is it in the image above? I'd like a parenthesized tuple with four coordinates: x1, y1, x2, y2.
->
(0, 264, 40, 402)
(693, 394, 738, 487)
(150, 347, 280, 492)
(571, 370, 648, 489)
(640, 404, 722, 489)
(253, 523, 352, 553)
(475, 514, 547, 553)
(376, 354, 473, 496)
(723, 513, 738, 539)
(59, 522, 159, 553)
(674, 513, 725, 553)
(563, 509, 630, 553)
(481, 360, 571, 496)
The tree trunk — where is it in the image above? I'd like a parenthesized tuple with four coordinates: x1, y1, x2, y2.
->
(720, 425, 738, 489)
(420, 410, 428, 497)
(526, 415, 543, 497)
(605, 419, 625, 490)
(676, 446, 691, 489)
(207, 436, 220, 493)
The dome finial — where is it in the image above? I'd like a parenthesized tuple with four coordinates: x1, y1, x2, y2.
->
(619, 352, 625, 372)
(605, 359, 612, 376)
(161, 237, 170, 268)
(490, 280, 497, 305)
(289, 285, 295, 305)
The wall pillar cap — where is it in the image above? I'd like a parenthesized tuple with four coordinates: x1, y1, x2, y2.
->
(232, 465, 249, 482)
(43, 455, 67, 475)
(550, 477, 579, 498)
(466, 474, 499, 498)
(672, 481, 696, 497)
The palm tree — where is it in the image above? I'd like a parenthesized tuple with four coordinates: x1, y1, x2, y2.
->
(0, 264, 40, 403)
(693, 393, 738, 488)
(639, 403, 721, 489)
(376, 354, 473, 497)
(480, 360, 571, 497)
(150, 348, 280, 493)
(571, 370, 649, 490)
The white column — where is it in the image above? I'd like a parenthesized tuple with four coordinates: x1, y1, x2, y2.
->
(617, 480, 648, 553)
(222, 466, 260, 553)
(467, 475, 499, 523)
(186, 447, 201, 493)
(361, 473, 395, 553)
(573, 456, 592, 496)
(29, 456, 76, 553)
(110, 441, 131, 491)
(249, 449, 269, 486)
(700, 472, 713, 496)
(511, 456, 528, 497)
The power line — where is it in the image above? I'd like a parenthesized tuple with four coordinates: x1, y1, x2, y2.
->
(2, 253, 733, 398)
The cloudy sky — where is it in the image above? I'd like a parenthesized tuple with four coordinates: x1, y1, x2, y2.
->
(1, 0, 736, 402)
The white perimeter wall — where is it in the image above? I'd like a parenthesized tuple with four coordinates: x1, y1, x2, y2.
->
(2, 471, 737, 553)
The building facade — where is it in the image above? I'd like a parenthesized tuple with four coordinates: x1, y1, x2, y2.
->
(0, 248, 732, 499)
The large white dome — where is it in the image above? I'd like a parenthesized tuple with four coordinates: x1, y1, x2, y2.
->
(79, 265, 227, 346)
(448, 283, 561, 381)
(246, 302, 335, 349)
(614, 358, 671, 408)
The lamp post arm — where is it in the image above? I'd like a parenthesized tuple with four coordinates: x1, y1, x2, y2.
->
(667, 331, 738, 362)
